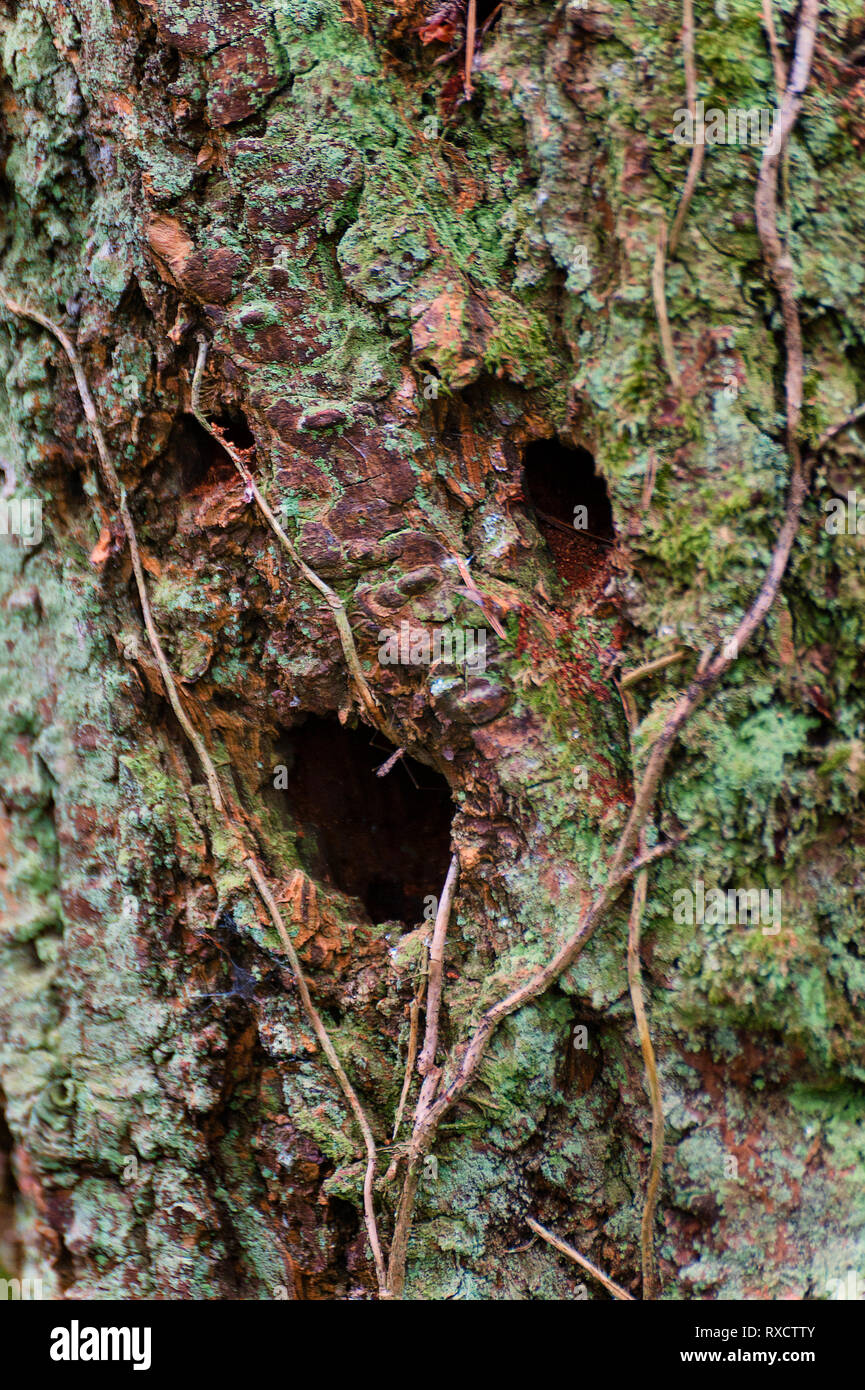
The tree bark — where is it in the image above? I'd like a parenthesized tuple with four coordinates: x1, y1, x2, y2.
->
(1, 0, 864, 1300)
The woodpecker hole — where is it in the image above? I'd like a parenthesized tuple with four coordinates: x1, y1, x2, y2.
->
(521, 438, 615, 589)
(273, 718, 454, 928)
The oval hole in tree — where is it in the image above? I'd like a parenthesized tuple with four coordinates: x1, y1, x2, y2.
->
(521, 437, 615, 587)
(273, 717, 454, 930)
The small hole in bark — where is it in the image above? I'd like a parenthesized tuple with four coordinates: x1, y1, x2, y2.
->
(274, 717, 453, 928)
(522, 438, 613, 538)
(521, 438, 615, 589)
(63, 464, 88, 509)
(173, 417, 239, 492)
(211, 412, 255, 453)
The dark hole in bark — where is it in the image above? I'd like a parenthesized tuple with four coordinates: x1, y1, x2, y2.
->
(522, 438, 613, 538)
(521, 438, 615, 587)
(274, 717, 453, 928)
(115, 274, 151, 328)
(476, 0, 501, 27)
(328, 1193, 361, 1240)
(211, 412, 255, 453)
(63, 465, 88, 509)
(176, 416, 241, 491)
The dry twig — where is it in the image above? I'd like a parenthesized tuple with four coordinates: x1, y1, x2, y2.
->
(653, 0, 706, 391)
(761, 0, 790, 219)
(393, 975, 426, 1143)
(816, 401, 865, 451)
(526, 1217, 635, 1301)
(619, 649, 686, 690)
(668, 0, 705, 259)
(619, 681, 663, 1300)
(417, 854, 460, 1078)
(535, 507, 616, 547)
(464, 0, 477, 97)
(652, 223, 680, 392)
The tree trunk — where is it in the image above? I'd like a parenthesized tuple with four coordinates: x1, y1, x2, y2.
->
(1, 0, 864, 1300)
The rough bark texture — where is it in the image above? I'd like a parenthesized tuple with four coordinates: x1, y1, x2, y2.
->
(1, 0, 864, 1300)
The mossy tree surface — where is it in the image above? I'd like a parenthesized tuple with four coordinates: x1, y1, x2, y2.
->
(1, 0, 864, 1299)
